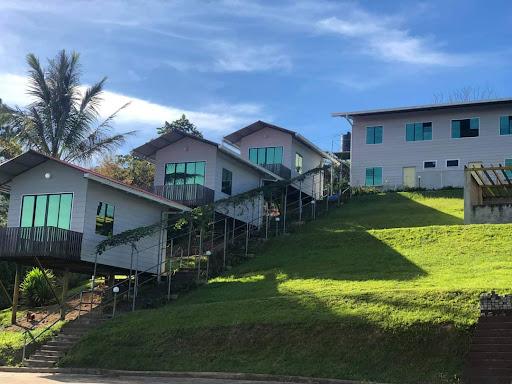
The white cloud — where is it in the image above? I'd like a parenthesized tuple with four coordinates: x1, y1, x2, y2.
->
(213, 43, 292, 72)
(0, 73, 264, 139)
(317, 15, 469, 66)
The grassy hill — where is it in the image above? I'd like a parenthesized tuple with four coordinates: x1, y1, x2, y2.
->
(61, 190, 512, 383)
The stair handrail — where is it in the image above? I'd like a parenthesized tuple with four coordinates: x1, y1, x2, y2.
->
(21, 288, 88, 362)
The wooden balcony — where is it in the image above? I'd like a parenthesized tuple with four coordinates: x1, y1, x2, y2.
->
(152, 184, 215, 207)
(0, 226, 83, 262)
(261, 163, 291, 179)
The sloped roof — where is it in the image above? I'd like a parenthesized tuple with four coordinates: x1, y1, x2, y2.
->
(332, 98, 512, 118)
(132, 129, 283, 180)
(223, 120, 339, 164)
(0, 150, 190, 211)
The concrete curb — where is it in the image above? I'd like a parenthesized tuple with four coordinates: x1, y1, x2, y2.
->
(0, 367, 386, 384)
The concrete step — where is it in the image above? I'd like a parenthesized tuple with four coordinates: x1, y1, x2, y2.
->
(468, 352, 512, 360)
(471, 344, 512, 353)
(465, 367, 512, 376)
(472, 337, 512, 344)
(464, 376, 512, 384)
(39, 344, 68, 352)
(23, 358, 57, 368)
(37, 349, 63, 357)
(466, 358, 512, 368)
(31, 352, 62, 360)
(46, 340, 74, 348)
(475, 329, 512, 337)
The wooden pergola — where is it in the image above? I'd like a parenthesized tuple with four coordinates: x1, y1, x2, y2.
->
(465, 165, 512, 204)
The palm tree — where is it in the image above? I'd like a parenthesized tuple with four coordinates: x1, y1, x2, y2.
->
(14, 50, 132, 162)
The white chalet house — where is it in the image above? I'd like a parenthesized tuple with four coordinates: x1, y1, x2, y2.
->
(223, 120, 339, 198)
(333, 99, 512, 189)
(0, 151, 189, 274)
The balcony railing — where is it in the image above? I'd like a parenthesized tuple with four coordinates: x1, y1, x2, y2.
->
(152, 184, 215, 207)
(261, 163, 292, 179)
(0, 226, 83, 261)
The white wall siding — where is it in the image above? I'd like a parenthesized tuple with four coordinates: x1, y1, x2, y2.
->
(351, 105, 512, 189)
(238, 127, 294, 169)
(7, 160, 88, 233)
(81, 181, 165, 273)
(215, 152, 264, 225)
(154, 137, 217, 190)
(291, 138, 324, 198)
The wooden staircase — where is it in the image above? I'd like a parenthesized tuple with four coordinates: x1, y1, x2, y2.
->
(23, 315, 107, 368)
(464, 316, 512, 383)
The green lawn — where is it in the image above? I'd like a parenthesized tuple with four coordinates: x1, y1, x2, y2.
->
(61, 190, 512, 383)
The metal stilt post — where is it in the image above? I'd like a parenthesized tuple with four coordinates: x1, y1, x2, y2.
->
(11, 263, 20, 325)
(187, 223, 193, 256)
(197, 229, 203, 280)
(90, 252, 99, 313)
(245, 222, 249, 257)
(128, 246, 134, 299)
(223, 218, 228, 269)
(299, 181, 303, 222)
(167, 238, 173, 300)
(283, 185, 288, 233)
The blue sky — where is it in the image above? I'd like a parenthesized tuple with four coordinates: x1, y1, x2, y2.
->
(0, 0, 511, 153)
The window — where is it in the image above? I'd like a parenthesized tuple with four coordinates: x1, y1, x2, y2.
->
(446, 159, 459, 167)
(406, 122, 432, 141)
(424, 161, 436, 169)
(452, 118, 479, 138)
(365, 167, 382, 186)
(366, 126, 383, 144)
(221, 168, 232, 195)
(505, 159, 512, 179)
(500, 116, 512, 135)
(96, 202, 115, 236)
(248, 147, 283, 165)
(20, 193, 73, 230)
(295, 153, 303, 174)
(164, 161, 205, 186)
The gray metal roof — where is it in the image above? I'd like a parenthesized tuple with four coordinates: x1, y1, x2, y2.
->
(332, 98, 512, 118)
(132, 129, 282, 180)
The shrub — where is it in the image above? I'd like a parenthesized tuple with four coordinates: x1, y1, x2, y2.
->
(21, 268, 56, 307)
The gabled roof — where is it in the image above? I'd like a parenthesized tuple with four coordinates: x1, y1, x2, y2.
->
(0, 150, 190, 211)
(132, 129, 283, 180)
(331, 98, 512, 118)
(223, 120, 339, 164)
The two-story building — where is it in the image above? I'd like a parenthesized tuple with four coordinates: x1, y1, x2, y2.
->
(333, 99, 512, 189)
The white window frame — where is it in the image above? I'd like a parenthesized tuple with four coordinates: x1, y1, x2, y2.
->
(423, 160, 437, 170)
(445, 159, 460, 168)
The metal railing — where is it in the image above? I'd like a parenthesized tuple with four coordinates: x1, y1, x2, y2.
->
(0, 226, 83, 261)
(151, 184, 215, 206)
(261, 163, 292, 179)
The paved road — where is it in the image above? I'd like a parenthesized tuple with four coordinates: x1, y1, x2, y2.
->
(0, 372, 289, 384)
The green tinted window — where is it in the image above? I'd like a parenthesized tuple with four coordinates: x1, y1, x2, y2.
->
(248, 147, 283, 165)
(249, 148, 257, 163)
(58, 194, 72, 230)
(366, 126, 383, 144)
(20, 193, 72, 229)
(365, 167, 382, 186)
(20, 196, 35, 227)
(221, 168, 232, 195)
(500, 116, 512, 135)
(274, 147, 283, 164)
(46, 195, 60, 227)
(452, 118, 479, 138)
(34, 195, 47, 226)
(96, 201, 115, 236)
(406, 122, 432, 141)
(165, 161, 206, 186)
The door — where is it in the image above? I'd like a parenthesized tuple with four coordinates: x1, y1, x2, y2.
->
(403, 167, 416, 188)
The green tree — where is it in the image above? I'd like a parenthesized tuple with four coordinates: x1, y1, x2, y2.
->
(13, 49, 133, 162)
(157, 114, 203, 138)
(94, 154, 155, 190)
(0, 99, 22, 161)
